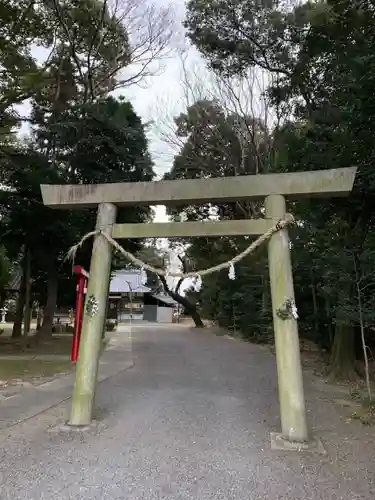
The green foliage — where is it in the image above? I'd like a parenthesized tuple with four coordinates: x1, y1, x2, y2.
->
(35, 0, 130, 105)
(181, 0, 375, 377)
(0, 0, 167, 337)
(190, 245, 272, 342)
(0, 97, 155, 311)
(0, 0, 132, 136)
(165, 99, 268, 225)
(38, 97, 154, 185)
(0, 1, 51, 131)
(164, 97, 273, 339)
(184, 0, 310, 76)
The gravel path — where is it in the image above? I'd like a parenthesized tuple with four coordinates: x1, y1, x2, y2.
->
(1, 325, 374, 499)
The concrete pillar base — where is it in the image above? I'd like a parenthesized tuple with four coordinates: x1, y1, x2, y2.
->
(270, 432, 326, 454)
(49, 420, 105, 434)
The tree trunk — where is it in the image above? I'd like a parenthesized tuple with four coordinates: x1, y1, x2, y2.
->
(324, 296, 333, 349)
(159, 275, 205, 328)
(12, 260, 27, 339)
(329, 286, 356, 379)
(309, 266, 319, 335)
(328, 207, 371, 379)
(330, 323, 356, 380)
(185, 303, 205, 328)
(23, 248, 32, 337)
(12, 290, 25, 338)
(26, 304, 32, 332)
(38, 270, 58, 337)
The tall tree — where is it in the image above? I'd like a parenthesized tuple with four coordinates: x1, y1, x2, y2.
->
(165, 99, 269, 221)
(162, 98, 273, 334)
(184, 0, 375, 378)
(45, 0, 176, 98)
(0, 0, 172, 339)
(0, 97, 155, 337)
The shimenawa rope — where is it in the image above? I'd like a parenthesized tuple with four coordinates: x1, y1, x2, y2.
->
(67, 213, 295, 280)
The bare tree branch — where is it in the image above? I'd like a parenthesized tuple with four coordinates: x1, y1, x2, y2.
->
(151, 51, 290, 221)
(85, 0, 109, 101)
(104, 0, 179, 90)
(46, 0, 178, 104)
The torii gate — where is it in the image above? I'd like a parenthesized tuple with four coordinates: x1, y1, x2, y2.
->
(41, 166, 357, 450)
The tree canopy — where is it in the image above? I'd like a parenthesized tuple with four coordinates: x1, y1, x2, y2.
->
(0, 0, 170, 337)
(176, 0, 375, 378)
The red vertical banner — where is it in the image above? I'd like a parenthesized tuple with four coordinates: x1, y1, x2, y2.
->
(71, 266, 89, 363)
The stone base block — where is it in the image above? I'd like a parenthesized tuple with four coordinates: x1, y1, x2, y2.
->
(270, 432, 326, 454)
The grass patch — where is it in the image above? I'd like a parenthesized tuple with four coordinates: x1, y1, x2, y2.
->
(0, 332, 110, 356)
(0, 332, 110, 386)
(0, 359, 72, 384)
(0, 334, 73, 355)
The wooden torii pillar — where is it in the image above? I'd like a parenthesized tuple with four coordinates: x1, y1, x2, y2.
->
(40, 167, 357, 449)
